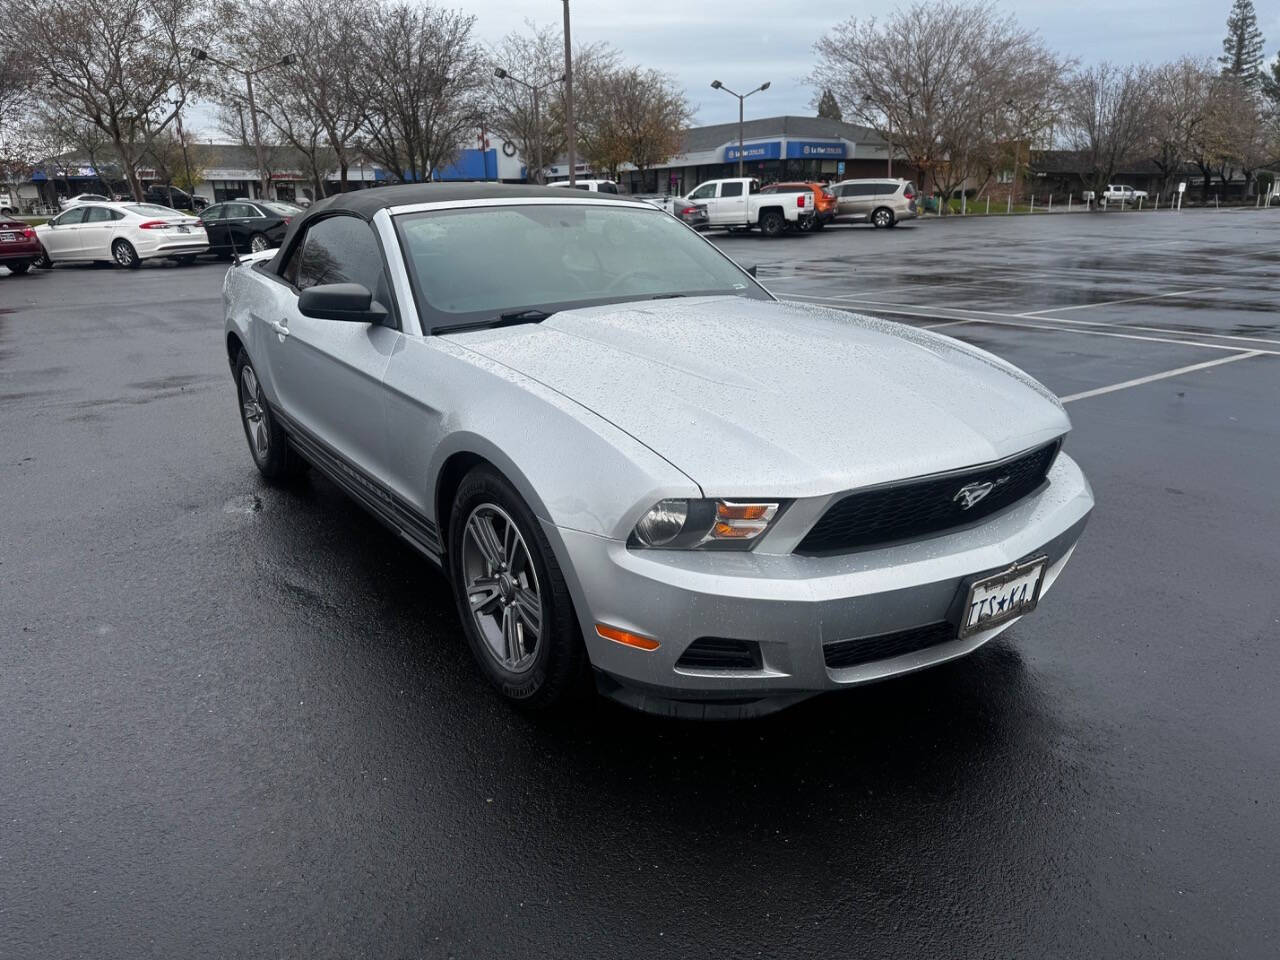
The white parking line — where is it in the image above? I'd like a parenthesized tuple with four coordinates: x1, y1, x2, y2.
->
(1021, 287, 1224, 315)
(782, 297, 1280, 356)
(784, 292, 1280, 350)
(1059, 352, 1265, 403)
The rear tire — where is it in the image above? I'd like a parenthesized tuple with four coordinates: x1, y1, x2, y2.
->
(448, 466, 587, 710)
(112, 239, 140, 269)
(871, 207, 894, 229)
(233, 348, 305, 482)
(759, 210, 785, 237)
(249, 233, 270, 254)
(6, 261, 30, 274)
(174, 254, 197, 265)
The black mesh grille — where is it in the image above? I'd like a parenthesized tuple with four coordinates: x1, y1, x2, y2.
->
(823, 622, 955, 669)
(676, 637, 762, 671)
(796, 441, 1060, 555)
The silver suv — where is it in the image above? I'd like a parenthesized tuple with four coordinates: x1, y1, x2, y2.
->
(830, 178, 919, 228)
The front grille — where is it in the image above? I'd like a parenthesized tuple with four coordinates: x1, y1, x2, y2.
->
(676, 637, 762, 671)
(796, 440, 1060, 554)
(823, 621, 955, 669)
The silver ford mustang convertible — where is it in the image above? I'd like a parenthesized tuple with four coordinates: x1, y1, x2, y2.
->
(223, 184, 1093, 718)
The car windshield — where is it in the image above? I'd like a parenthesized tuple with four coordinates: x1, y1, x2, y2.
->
(261, 201, 302, 215)
(396, 202, 769, 332)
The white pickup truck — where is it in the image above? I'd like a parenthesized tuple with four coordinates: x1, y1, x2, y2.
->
(683, 177, 815, 236)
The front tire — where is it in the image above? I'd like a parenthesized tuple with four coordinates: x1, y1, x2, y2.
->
(174, 254, 197, 265)
(112, 239, 140, 269)
(448, 466, 586, 710)
(233, 349, 304, 481)
(32, 249, 51, 269)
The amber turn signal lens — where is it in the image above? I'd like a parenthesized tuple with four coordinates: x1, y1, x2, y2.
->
(596, 623, 660, 651)
(716, 502, 773, 521)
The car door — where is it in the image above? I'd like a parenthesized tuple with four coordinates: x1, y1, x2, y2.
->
(715, 181, 747, 225)
(78, 206, 118, 259)
(259, 213, 399, 485)
(42, 207, 88, 258)
(199, 204, 229, 251)
(221, 202, 256, 251)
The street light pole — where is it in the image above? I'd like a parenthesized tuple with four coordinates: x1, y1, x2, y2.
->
(562, 0, 575, 187)
(190, 48, 297, 201)
(495, 67, 564, 184)
(710, 80, 770, 178)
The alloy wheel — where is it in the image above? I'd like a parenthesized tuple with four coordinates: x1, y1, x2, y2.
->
(249, 234, 269, 254)
(239, 365, 270, 460)
(461, 503, 543, 673)
(113, 241, 136, 267)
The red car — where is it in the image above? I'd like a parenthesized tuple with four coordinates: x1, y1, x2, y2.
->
(0, 216, 43, 274)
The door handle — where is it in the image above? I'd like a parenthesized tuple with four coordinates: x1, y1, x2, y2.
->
(269, 319, 289, 339)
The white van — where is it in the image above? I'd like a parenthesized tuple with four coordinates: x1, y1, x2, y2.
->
(0, 190, 16, 215)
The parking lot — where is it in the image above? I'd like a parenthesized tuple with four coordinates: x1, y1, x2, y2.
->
(2, 208, 1277, 957)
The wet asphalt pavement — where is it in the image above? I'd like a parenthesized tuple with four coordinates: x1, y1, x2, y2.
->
(2, 209, 1278, 958)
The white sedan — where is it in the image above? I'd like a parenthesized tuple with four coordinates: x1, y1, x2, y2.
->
(36, 202, 209, 269)
(59, 193, 112, 209)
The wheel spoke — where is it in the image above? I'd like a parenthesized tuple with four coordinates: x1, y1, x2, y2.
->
(502, 606, 523, 663)
(468, 579, 501, 613)
(513, 589, 541, 636)
(467, 512, 504, 571)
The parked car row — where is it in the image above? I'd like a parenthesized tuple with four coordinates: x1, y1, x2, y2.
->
(673, 177, 918, 237)
(0, 197, 305, 274)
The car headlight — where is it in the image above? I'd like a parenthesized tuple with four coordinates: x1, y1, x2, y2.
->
(629, 499, 782, 550)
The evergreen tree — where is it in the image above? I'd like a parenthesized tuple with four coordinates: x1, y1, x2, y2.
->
(1219, 0, 1265, 89)
(816, 89, 842, 121)
(1263, 52, 1280, 106)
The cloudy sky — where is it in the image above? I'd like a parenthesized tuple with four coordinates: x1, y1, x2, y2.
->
(471, 0, 1280, 126)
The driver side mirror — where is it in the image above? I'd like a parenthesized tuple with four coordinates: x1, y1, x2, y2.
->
(746, 264, 758, 277)
(297, 283, 388, 324)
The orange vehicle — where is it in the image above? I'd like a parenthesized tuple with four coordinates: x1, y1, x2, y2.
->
(759, 181, 837, 230)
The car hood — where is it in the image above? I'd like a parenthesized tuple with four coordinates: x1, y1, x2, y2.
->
(450, 296, 1071, 498)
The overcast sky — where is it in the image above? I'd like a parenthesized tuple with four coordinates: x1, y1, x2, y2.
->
(477, 0, 1280, 126)
(187, 0, 1279, 136)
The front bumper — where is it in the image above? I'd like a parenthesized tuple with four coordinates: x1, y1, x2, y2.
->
(548, 453, 1093, 717)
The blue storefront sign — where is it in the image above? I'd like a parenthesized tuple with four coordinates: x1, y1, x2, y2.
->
(724, 140, 782, 162)
(785, 140, 847, 159)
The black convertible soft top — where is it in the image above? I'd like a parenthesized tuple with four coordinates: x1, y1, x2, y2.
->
(307, 181, 633, 219)
(267, 182, 637, 273)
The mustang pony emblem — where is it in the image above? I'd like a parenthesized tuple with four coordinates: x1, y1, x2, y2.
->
(954, 476, 1009, 510)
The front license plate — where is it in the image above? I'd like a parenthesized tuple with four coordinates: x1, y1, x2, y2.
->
(0, 232, 16, 242)
(959, 556, 1047, 637)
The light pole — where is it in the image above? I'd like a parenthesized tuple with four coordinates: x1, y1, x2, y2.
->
(495, 67, 565, 184)
(710, 80, 770, 178)
(562, 0, 575, 186)
(190, 48, 297, 200)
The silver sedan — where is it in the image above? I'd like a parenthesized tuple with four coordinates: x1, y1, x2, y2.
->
(222, 184, 1093, 718)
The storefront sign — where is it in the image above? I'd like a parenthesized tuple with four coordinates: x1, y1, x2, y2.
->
(786, 141, 847, 159)
(724, 141, 781, 161)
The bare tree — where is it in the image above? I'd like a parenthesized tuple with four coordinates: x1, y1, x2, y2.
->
(1062, 62, 1153, 207)
(1147, 58, 1214, 197)
(611, 67, 692, 190)
(9, 0, 205, 200)
(486, 23, 571, 183)
(359, 3, 485, 183)
(810, 1, 1069, 211)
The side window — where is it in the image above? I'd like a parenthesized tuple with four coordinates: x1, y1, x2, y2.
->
(225, 203, 253, 218)
(54, 208, 87, 226)
(201, 204, 224, 220)
(600, 182, 618, 194)
(294, 215, 393, 313)
(720, 182, 743, 198)
(572, 184, 589, 191)
(83, 206, 113, 223)
(688, 183, 715, 201)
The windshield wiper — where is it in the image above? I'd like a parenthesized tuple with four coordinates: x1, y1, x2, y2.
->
(435, 309, 554, 334)
(647, 293, 687, 300)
